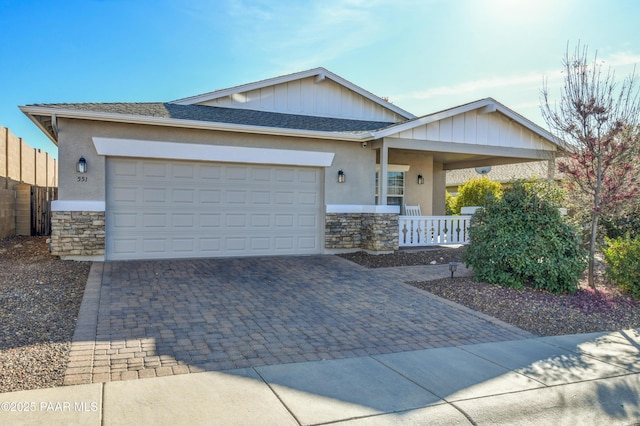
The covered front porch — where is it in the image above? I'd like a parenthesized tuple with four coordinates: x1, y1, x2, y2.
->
(374, 98, 562, 250)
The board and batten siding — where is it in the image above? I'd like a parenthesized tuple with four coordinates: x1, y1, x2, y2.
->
(394, 110, 557, 152)
(196, 76, 404, 123)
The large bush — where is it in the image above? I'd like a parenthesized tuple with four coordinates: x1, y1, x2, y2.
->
(454, 176, 502, 214)
(462, 180, 587, 293)
(601, 207, 640, 240)
(445, 191, 457, 215)
(603, 236, 640, 300)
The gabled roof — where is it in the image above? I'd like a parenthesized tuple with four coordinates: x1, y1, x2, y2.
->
(172, 67, 416, 120)
(370, 97, 567, 150)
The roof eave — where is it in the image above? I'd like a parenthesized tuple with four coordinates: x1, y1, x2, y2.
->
(18, 106, 373, 142)
(19, 106, 59, 145)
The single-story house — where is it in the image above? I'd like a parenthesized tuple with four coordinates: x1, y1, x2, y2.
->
(20, 67, 563, 261)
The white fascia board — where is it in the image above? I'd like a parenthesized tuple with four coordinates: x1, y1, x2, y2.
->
(18, 106, 371, 142)
(326, 204, 400, 214)
(52, 200, 105, 212)
(172, 67, 416, 120)
(93, 137, 335, 167)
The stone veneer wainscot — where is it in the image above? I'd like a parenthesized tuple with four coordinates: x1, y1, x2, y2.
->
(50, 211, 105, 257)
(325, 206, 399, 252)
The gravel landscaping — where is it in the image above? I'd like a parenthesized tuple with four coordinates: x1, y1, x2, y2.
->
(0, 236, 90, 393)
(340, 247, 640, 336)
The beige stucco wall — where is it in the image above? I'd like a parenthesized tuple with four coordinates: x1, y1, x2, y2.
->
(432, 162, 446, 215)
(387, 151, 434, 215)
(56, 118, 378, 205)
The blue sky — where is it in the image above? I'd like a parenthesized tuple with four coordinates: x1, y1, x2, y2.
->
(1, 0, 639, 158)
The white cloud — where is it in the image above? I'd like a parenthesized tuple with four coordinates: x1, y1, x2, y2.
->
(395, 50, 640, 104)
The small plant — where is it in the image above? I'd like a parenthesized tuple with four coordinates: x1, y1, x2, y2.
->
(603, 236, 640, 300)
(462, 180, 586, 293)
(454, 176, 502, 214)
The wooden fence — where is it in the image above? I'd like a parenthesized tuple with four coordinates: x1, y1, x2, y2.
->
(0, 125, 57, 238)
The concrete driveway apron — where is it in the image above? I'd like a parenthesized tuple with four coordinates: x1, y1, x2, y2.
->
(64, 255, 533, 385)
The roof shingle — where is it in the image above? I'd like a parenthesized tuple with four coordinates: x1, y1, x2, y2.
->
(29, 102, 398, 134)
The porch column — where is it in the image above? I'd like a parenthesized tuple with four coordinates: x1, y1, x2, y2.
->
(378, 142, 388, 205)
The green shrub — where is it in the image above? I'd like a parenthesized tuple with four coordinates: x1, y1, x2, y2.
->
(601, 209, 640, 240)
(603, 236, 640, 299)
(462, 180, 587, 293)
(454, 176, 502, 214)
(523, 177, 566, 208)
(446, 191, 457, 215)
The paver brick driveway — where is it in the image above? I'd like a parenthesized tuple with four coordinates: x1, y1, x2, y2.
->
(65, 255, 533, 385)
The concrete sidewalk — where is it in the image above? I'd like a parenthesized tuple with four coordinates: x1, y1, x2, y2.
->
(1, 329, 639, 425)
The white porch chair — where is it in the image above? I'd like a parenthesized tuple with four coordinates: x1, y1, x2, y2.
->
(404, 205, 422, 216)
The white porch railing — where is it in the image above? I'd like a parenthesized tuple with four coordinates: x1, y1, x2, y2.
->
(398, 215, 472, 247)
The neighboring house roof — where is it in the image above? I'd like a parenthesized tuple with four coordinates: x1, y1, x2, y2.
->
(446, 159, 560, 188)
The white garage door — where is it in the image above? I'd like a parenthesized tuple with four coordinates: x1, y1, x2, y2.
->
(106, 158, 323, 260)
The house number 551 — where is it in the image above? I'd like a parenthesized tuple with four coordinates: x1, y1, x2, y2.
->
(77, 176, 88, 182)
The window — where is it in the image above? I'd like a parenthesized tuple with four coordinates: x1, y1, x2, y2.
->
(375, 171, 405, 206)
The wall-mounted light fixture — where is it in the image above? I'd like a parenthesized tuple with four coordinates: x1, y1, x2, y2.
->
(77, 157, 88, 173)
(337, 170, 345, 183)
(417, 174, 424, 185)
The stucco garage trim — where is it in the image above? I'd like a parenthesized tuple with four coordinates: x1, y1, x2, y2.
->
(52, 200, 106, 212)
(92, 137, 335, 167)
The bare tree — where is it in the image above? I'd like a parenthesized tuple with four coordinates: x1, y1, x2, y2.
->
(541, 43, 640, 288)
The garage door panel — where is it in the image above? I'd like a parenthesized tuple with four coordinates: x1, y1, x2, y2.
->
(226, 166, 248, 180)
(251, 191, 271, 204)
(173, 164, 195, 179)
(143, 213, 166, 227)
(251, 168, 271, 181)
(172, 189, 195, 203)
(299, 237, 319, 249)
(107, 158, 323, 260)
(299, 192, 319, 205)
(225, 215, 246, 227)
(275, 169, 295, 182)
(299, 214, 317, 227)
(200, 165, 222, 179)
(226, 190, 247, 204)
(172, 214, 194, 227)
(199, 190, 221, 204)
(142, 239, 167, 253)
(143, 163, 167, 177)
(199, 214, 221, 228)
(111, 187, 137, 202)
(113, 213, 137, 228)
(299, 169, 319, 183)
(143, 188, 166, 203)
